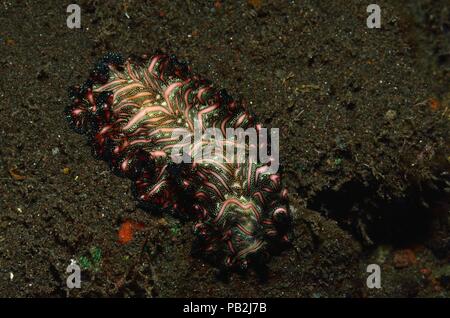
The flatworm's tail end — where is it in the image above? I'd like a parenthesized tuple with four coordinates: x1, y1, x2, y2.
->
(193, 198, 292, 271)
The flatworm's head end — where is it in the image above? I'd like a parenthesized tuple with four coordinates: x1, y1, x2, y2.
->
(65, 85, 91, 134)
(99, 52, 125, 68)
(65, 52, 123, 135)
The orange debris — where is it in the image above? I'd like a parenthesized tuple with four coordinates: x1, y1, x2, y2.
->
(9, 168, 26, 181)
(428, 98, 440, 111)
(5, 38, 15, 46)
(248, 0, 262, 10)
(118, 220, 145, 244)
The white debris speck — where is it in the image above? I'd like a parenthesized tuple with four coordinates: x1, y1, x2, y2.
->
(289, 205, 298, 215)
(9, 272, 14, 281)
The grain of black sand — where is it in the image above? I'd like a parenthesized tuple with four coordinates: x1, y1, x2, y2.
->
(0, 0, 449, 297)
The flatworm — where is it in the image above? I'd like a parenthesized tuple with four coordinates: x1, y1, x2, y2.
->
(66, 52, 291, 269)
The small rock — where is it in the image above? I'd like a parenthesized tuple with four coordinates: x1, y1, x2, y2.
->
(52, 147, 60, 155)
(385, 109, 397, 121)
(157, 218, 169, 227)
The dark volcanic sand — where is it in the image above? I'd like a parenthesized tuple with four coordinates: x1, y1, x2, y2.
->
(0, 0, 449, 297)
